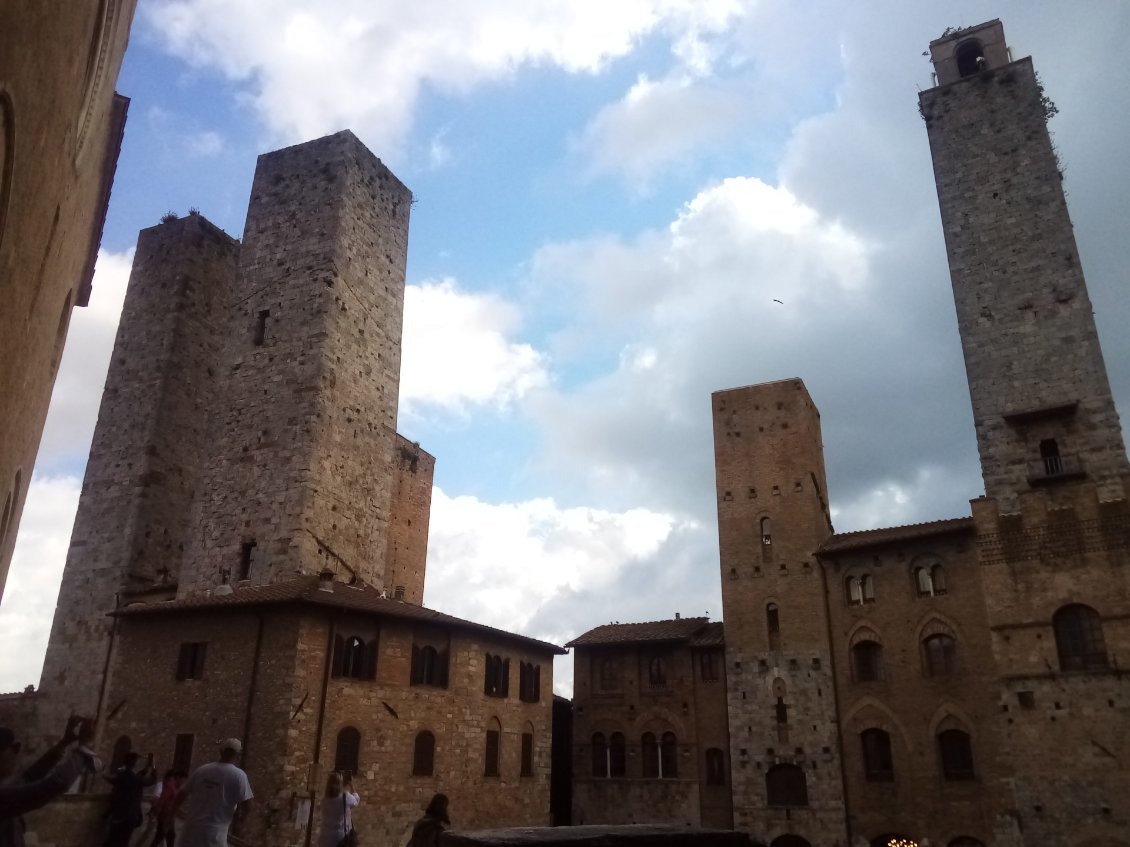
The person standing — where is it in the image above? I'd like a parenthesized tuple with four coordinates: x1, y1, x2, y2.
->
(174, 740, 253, 847)
(317, 772, 359, 847)
(407, 794, 449, 847)
(102, 751, 157, 847)
(147, 769, 184, 847)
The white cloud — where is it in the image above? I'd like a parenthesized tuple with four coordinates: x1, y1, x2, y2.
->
(188, 129, 225, 157)
(142, 0, 753, 155)
(427, 130, 452, 170)
(400, 278, 550, 418)
(0, 475, 82, 691)
(574, 74, 748, 187)
(35, 250, 134, 475)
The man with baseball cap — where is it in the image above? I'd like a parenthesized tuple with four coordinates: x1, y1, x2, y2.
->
(175, 738, 253, 847)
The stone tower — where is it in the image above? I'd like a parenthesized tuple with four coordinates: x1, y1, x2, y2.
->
(180, 131, 413, 595)
(37, 213, 238, 729)
(920, 19, 1128, 513)
(922, 22, 1130, 847)
(712, 379, 845, 846)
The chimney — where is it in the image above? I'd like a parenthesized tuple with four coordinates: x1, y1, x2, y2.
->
(675, 612, 681, 620)
(318, 568, 335, 593)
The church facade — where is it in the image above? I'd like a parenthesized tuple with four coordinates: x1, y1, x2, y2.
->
(572, 21, 1130, 847)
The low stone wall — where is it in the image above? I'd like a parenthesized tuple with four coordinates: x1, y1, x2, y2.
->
(441, 825, 758, 847)
(23, 792, 109, 847)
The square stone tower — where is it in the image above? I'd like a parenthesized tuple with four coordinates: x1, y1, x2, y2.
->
(713, 379, 845, 846)
(920, 19, 1128, 514)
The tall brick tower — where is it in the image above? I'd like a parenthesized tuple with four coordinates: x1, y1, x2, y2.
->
(180, 131, 413, 595)
(920, 19, 1128, 514)
(712, 379, 846, 846)
(922, 22, 1130, 847)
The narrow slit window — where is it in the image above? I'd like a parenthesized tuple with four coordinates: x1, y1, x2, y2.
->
(253, 309, 270, 346)
(239, 540, 256, 581)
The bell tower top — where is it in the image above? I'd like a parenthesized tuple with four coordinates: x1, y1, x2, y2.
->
(928, 19, 1010, 87)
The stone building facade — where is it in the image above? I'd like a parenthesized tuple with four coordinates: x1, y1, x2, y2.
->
(573, 21, 1130, 847)
(567, 618, 731, 830)
(16, 130, 564, 846)
(0, 0, 136, 600)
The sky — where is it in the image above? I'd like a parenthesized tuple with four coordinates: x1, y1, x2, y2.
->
(2, 0, 1129, 697)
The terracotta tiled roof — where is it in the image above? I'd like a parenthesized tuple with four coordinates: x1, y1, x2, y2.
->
(566, 616, 710, 647)
(113, 574, 565, 654)
(688, 621, 725, 647)
(818, 516, 974, 555)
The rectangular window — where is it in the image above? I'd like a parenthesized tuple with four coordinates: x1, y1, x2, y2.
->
(253, 310, 269, 346)
(485, 730, 500, 777)
(172, 734, 194, 773)
(521, 733, 533, 777)
(238, 540, 256, 581)
(176, 642, 207, 681)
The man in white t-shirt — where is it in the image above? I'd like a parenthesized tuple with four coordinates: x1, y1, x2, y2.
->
(175, 739, 253, 847)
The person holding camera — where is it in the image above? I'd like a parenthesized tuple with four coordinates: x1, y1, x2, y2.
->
(0, 716, 99, 847)
(102, 751, 157, 847)
(318, 771, 360, 847)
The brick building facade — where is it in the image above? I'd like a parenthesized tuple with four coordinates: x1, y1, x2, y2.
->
(0, 0, 136, 600)
(572, 21, 1130, 847)
(13, 130, 564, 846)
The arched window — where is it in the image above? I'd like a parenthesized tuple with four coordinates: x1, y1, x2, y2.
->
(851, 641, 883, 683)
(648, 656, 667, 687)
(955, 39, 986, 77)
(705, 748, 726, 786)
(765, 763, 808, 807)
(609, 732, 626, 778)
(642, 732, 658, 778)
(767, 603, 781, 650)
(484, 653, 510, 697)
(761, 517, 772, 545)
(937, 728, 975, 781)
(915, 563, 946, 597)
(591, 733, 608, 778)
(861, 574, 874, 602)
(660, 732, 678, 778)
(1053, 604, 1108, 671)
(411, 643, 449, 687)
(599, 658, 618, 690)
(484, 717, 501, 777)
(413, 731, 435, 776)
(334, 726, 361, 776)
(860, 729, 893, 782)
(923, 634, 957, 676)
(846, 574, 875, 605)
(519, 662, 541, 702)
(342, 636, 365, 678)
(520, 726, 534, 777)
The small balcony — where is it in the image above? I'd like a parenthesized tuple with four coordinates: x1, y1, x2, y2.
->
(1026, 453, 1085, 485)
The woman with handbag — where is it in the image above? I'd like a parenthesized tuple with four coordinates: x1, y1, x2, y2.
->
(318, 772, 360, 847)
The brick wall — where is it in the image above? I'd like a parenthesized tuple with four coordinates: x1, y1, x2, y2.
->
(387, 436, 436, 605)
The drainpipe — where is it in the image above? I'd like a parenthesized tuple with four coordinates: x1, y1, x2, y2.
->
(820, 562, 853, 847)
(304, 603, 337, 847)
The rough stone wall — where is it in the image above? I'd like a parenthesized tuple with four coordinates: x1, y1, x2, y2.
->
(35, 216, 238, 738)
(712, 379, 845, 847)
(821, 530, 1003, 847)
(920, 54, 1129, 511)
(570, 641, 728, 828)
(181, 131, 412, 595)
(973, 487, 1130, 847)
(387, 435, 436, 604)
(0, 0, 137, 598)
(33, 603, 556, 847)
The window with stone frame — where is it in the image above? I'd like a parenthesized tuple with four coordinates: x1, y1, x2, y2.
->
(175, 641, 207, 681)
(699, 650, 720, 682)
(332, 633, 378, 681)
(765, 763, 808, 807)
(410, 629, 450, 688)
(171, 733, 194, 774)
(334, 726, 361, 776)
(520, 727, 534, 777)
(922, 633, 957, 677)
(914, 560, 947, 597)
(413, 731, 435, 776)
(860, 728, 894, 782)
(851, 640, 883, 683)
(591, 733, 609, 778)
(647, 655, 668, 688)
(846, 574, 876, 605)
(1053, 604, 1108, 671)
(705, 747, 726, 786)
(484, 653, 510, 697)
(760, 516, 772, 545)
(937, 728, 975, 781)
(598, 656, 619, 690)
(519, 661, 541, 702)
(484, 718, 501, 777)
